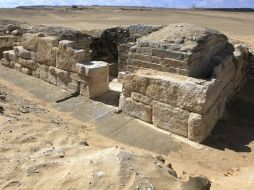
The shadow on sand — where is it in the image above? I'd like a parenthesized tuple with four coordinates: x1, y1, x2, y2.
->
(204, 80, 254, 153)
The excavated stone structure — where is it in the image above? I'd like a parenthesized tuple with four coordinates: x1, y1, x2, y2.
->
(1, 33, 109, 98)
(0, 22, 25, 59)
(120, 23, 253, 142)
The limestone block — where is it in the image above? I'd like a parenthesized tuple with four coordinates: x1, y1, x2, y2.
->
(54, 68, 71, 83)
(136, 47, 152, 55)
(1, 58, 10, 67)
(56, 40, 86, 71)
(90, 61, 109, 78)
(152, 101, 189, 137)
(3, 50, 11, 61)
(21, 33, 42, 51)
(46, 68, 57, 85)
(10, 61, 15, 69)
(122, 74, 149, 97)
(161, 58, 187, 69)
(80, 80, 108, 98)
(21, 67, 32, 75)
(131, 92, 152, 105)
(31, 51, 37, 62)
(74, 61, 109, 77)
(150, 56, 162, 64)
(120, 96, 152, 123)
(13, 46, 31, 60)
(152, 49, 189, 61)
(18, 58, 37, 70)
(68, 81, 80, 93)
(34, 64, 49, 81)
(187, 82, 232, 142)
(8, 50, 18, 62)
(36, 36, 58, 66)
(14, 63, 21, 72)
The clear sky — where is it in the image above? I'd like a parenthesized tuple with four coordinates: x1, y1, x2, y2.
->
(0, 0, 253, 8)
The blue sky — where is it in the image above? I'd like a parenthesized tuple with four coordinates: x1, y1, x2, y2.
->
(0, 0, 253, 8)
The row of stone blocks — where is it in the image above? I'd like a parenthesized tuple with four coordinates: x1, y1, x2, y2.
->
(120, 44, 251, 142)
(1, 33, 109, 98)
(126, 24, 229, 79)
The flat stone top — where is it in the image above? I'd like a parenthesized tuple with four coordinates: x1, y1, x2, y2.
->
(137, 23, 227, 52)
(135, 69, 188, 81)
(134, 69, 209, 85)
(83, 61, 108, 69)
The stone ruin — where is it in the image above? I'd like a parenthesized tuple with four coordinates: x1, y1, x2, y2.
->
(1, 32, 109, 98)
(120, 23, 253, 142)
(0, 22, 25, 59)
(1, 23, 254, 143)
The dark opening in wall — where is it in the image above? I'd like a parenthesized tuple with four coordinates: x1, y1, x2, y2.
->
(90, 27, 131, 78)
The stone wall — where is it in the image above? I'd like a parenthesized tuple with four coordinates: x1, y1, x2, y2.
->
(126, 24, 230, 79)
(119, 24, 253, 142)
(118, 24, 162, 73)
(0, 35, 21, 59)
(1, 33, 109, 99)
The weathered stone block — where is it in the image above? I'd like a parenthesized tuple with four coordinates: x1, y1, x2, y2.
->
(56, 40, 86, 71)
(13, 46, 31, 60)
(18, 58, 37, 70)
(120, 96, 152, 123)
(1, 58, 10, 67)
(10, 61, 15, 69)
(122, 74, 149, 97)
(152, 101, 189, 137)
(14, 63, 21, 72)
(131, 92, 152, 105)
(21, 67, 32, 75)
(8, 50, 18, 62)
(36, 36, 58, 66)
(21, 33, 42, 51)
(3, 50, 11, 61)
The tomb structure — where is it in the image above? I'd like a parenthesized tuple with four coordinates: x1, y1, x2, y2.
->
(1, 33, 109, 98)
(120, 23, 253, 142)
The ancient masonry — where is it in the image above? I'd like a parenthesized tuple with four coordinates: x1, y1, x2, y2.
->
(1, 33, 109, 98)
(1, 23, 254, 143)
(119, 24, 253, 142)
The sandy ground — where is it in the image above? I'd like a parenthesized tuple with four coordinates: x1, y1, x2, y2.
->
(0, 74, 254, 189)
(0, 6, 253, 49)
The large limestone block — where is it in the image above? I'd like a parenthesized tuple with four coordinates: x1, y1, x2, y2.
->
(56, 40, 86, 71)
(33, 64, 57, 85)
(8, 50, 18, 62)
(131, 92, 152, 105)
(120, 96, 152, 123)
(3, 50, 11, 61)
(13, 46, 31, 60)
(122, 74, 149, 97)
(18, 58, 37, 70)
(14, 63, 21, 72)
(21, 67, 32, 75)
(74, 61, 109, 77)
(36, 36, 58, 66)
(81, 82, 109, 98)
(152, 101, 189, 137)
(21, 33, 43, 51)
(123, 71, 212, 114)
(187, 82, 232, 142)
(1, 58, 10, 67)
